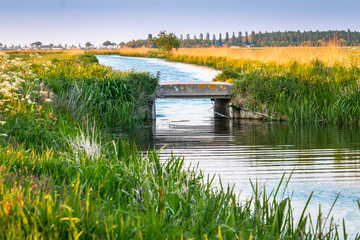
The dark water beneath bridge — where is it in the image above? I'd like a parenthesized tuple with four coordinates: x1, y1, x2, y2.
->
(97, 55, 360, 235)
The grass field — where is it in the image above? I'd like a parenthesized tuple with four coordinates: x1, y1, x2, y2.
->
(173, 46, 356, 67)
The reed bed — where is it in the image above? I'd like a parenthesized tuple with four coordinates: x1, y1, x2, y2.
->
(33, 54, 159, 131)
(4, 49, 87, 63)
(174, 46, 353, 67)
(1, 51, 359, 238)
(1, 144, 355, 239)
(90, 45, 356, 67)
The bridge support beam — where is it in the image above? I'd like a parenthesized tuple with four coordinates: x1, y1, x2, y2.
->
(213, 98, 234, 118)
(148, 100, 156, 120)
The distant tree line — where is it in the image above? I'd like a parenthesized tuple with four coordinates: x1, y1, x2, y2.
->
(124, 30, 360, 48)
(124, 34, 156, 48)
(249, 30, 359, 47)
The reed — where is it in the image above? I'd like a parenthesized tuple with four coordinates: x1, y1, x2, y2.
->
(173, 45, 353, 67)
(32, 54, 159, 131)
(1, 143, 356, 239)
(0, 51, 158, 150)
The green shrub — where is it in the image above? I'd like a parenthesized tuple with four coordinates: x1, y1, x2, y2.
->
(77, 54, 99, 64)
(213, 68, 240, 82)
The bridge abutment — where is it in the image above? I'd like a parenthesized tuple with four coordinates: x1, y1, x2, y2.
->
(213, 98, 234, 118)
(149, 100, 156, 119)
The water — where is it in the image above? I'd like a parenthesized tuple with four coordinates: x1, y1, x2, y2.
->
(97, 55, 360, 235)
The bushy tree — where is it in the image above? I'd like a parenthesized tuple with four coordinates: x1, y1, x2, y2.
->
(102, 41, 112, 48)
(152, 31, 180, 52)
(30, 41, 42, 48)
(85, 42, 92, 49)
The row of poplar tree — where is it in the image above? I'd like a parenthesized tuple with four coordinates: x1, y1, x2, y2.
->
(125, 30, 359, 48)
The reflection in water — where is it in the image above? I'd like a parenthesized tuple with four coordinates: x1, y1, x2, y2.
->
(97, 55, 360, 236)
(136, 116, 360, 235)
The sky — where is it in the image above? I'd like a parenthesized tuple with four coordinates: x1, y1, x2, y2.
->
(1, 0, 360, 46)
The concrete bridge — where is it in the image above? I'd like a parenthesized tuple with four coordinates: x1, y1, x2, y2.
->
(151, 81, 235, 118)
(157, 81, 232, 99)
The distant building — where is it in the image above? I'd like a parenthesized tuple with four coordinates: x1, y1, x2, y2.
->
(40, 45, 52, 49)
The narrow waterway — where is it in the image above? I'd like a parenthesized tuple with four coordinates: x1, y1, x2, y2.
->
(97, 55, 360, 235)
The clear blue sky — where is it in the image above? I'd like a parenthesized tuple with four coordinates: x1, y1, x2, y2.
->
(1, 0, 359, 46)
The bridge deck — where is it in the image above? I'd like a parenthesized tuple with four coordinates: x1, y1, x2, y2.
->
(157, 81, 232, 99)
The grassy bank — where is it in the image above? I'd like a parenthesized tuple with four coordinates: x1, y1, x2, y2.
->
(0, 50, 358, 239)
(163, 47, 360, 124)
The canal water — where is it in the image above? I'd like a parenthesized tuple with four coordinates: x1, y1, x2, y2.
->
(97, 55, 360, 235)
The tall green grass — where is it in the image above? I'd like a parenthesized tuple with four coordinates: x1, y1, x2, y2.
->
(0, 52, 158, 150)
(32, 54, 159, 131)
(1, 143, 356, 239)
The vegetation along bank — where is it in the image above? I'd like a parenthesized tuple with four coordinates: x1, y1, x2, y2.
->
(167, 47, 360, 124)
